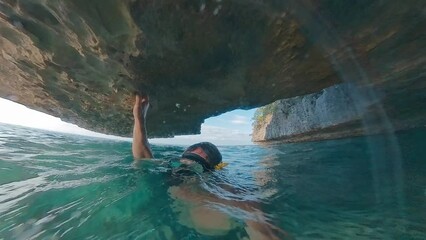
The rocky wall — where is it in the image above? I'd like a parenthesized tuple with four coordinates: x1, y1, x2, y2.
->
(0, 0, 424, 137)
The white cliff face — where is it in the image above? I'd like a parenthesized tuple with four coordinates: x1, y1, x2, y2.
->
(253, 84, 361, 142)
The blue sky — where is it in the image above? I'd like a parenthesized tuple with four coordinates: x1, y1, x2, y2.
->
(204, 109, 256, 133)
(149, 108, 256, 145)
(0, 98, 257, 145)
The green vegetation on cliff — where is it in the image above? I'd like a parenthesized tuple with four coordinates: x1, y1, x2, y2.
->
(252, 101, 278, 127)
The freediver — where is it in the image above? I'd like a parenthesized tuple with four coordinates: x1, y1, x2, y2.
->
(132, 93, 287, 239)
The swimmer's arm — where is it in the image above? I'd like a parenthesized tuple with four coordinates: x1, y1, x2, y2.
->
(132, 94, 153, 159)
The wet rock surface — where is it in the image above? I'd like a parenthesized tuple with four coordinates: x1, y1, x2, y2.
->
(0, 0, 424, 137)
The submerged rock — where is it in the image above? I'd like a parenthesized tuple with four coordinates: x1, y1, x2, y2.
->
(0, 0, 424, 137)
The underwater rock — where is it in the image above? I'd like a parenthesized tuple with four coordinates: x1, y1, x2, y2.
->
(0, 0, 424, 137)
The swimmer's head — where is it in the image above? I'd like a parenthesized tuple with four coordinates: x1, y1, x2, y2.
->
(181, 142, 222, 171)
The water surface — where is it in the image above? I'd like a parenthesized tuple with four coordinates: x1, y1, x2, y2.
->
(0, 123, 425, 239)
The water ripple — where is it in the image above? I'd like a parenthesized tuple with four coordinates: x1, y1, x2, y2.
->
(0, 124, 425, 239)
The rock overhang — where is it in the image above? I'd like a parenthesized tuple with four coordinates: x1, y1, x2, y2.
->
(0, 0, 424, 137)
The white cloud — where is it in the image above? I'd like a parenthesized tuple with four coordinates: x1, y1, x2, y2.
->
(0, 98, 253, 145)
(0, 98, 128, 141)
(149, 124, 252, 146)
(230, 115, 249, 125)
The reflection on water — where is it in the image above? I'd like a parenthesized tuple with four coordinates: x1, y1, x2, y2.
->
(0, 123, 425, 239)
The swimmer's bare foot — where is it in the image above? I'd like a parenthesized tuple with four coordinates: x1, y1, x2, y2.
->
(133, 93, 149, 121)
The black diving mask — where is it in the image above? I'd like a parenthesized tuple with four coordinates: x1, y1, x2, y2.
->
(169, 157, 204, 176)
(181, 152, 212, 172)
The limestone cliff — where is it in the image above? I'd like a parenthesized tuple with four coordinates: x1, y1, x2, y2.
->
(0, 0, 424, 137)
(252, 82, 424, 142)
(252, 84, 362, 142)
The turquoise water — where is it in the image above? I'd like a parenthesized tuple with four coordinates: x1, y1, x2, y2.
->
(0, 123, 425, 239)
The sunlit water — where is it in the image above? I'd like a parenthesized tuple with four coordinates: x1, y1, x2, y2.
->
(0, 123, 425, 239)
